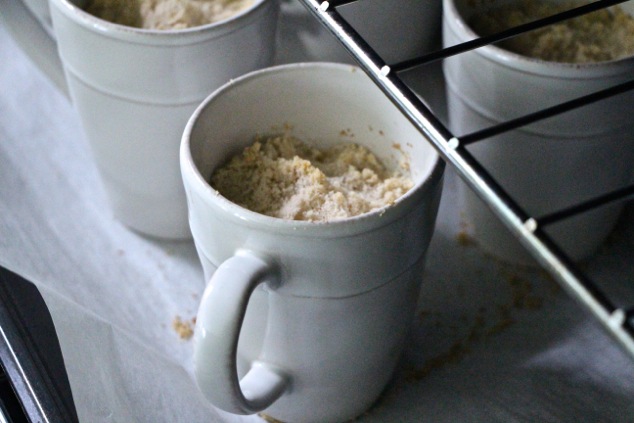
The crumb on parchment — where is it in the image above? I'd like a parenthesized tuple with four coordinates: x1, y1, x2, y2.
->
(172, 315, 195, 340)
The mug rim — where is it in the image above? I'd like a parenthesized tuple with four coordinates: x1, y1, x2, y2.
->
(444, 0, 634, 76)
(181, 62, 444, 235)
(53, 0, 272, 41)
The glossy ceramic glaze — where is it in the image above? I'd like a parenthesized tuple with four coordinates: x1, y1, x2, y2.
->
(443, 0, 634, 264)
(16, 0, 279, 238)
(180, 63, 444, 422)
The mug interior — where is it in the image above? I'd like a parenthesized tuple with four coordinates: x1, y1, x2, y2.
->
(63, 0, 267, 32)
(186, 62, 440, 222)
(451, 0, 634, 66)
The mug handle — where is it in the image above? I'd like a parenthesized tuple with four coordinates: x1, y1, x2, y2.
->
(0, 0, 69, 96)
(193, 251, 289, 414)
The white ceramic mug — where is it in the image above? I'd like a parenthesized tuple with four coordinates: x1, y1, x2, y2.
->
(180, 63, 444, 423)
(1, 0, 278, 239)
(443, 0, 634, 264)
(276, 0, 441, 65)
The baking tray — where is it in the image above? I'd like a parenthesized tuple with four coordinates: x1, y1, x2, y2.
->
(0, 266, 78, 423)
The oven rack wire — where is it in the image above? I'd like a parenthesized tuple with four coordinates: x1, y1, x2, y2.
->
(297, 0, 634, 358)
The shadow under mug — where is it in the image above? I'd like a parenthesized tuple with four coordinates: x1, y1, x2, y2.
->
(443, 0, 634, 264)
(180, 63, 444, 423)
(6, 0, 279, 239)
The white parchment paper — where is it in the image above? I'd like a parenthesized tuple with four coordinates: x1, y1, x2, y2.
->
(1, 1, 634, 422)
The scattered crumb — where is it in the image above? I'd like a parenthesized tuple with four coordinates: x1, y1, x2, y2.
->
(339, 128, 355, 138)
(406, 266, 555, 382)
(456, 230, 476, 247)
(406, 308, 487, 382)
(258, 413, 285, 423)
(456, 214, 476, 246)
(172, 315, 195, 340)
(486, 304, 515, 336)
(506, 272, 544, 311)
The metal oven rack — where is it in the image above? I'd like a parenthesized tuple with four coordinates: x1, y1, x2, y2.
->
(297, 0, 634, 358)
